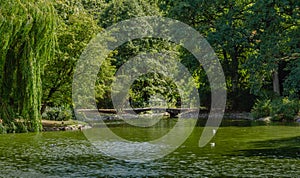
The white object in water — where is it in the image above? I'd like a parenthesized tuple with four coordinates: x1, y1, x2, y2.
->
(212, 129, 216, 135)
(210, 142, 215, 147)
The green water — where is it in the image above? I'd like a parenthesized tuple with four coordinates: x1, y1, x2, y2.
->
(0, 120, 299, 177)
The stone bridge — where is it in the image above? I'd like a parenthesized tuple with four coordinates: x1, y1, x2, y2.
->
(77, 108, 198, 118)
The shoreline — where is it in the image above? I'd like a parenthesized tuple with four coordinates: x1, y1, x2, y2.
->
(42, 120, 91, 132)
(41, 112, 300, 132)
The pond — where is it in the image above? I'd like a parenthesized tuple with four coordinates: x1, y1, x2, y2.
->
(0, 119, 299, 177)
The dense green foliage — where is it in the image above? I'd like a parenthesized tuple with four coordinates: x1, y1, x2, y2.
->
(251, 97, 300, 121)
(0, 0, 299, 131)
(42, 106, 73, 121)
(0, 0, 57, 132)
(251, 99, 272, 119)
(42, 0, 107, 109)
(270, 97, 300, 121)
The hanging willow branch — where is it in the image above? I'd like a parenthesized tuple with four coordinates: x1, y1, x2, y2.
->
(0, 0, 57, 132)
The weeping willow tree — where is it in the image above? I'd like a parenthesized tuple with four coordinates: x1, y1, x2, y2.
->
(0, 0, 57, 132)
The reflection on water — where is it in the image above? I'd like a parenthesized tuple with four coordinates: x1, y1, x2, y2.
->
(0, 120, 299, 177)
(93, 141, 171, 162)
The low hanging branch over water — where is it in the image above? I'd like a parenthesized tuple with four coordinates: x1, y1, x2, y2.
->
(0, 0, 57, 132)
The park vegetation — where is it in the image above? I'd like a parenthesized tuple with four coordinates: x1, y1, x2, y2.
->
(0, 0, 299, 133)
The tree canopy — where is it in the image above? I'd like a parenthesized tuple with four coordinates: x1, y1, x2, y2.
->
(0, 0, 57, 132)
(0, 0, 299, 132)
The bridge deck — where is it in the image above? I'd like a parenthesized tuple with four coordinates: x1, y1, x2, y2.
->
(77, 108, 198, 117)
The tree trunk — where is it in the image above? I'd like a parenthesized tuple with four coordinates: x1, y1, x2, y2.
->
(273, 70, 280, 95)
